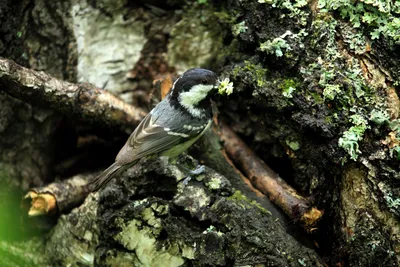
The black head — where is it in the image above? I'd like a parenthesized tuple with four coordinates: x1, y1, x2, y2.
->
(171, 68, 218, 98)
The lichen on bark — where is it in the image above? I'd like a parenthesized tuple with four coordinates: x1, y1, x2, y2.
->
(198, 0, 400, 265)
(95, 156, 322, 266)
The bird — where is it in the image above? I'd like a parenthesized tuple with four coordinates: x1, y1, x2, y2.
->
(89, 68, 218, 191)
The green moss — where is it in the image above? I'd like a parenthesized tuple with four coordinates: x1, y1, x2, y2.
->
(298, 14, 386, 162)
(282, 86, 296, 98)
(233, 60, 297, 109)
(206, 177, 222, 190)
(389, 119, 400, 134)
(387, 120, 400, 159)
(258, 0, 309, 26)
(390, 146, 400, 160)
(233, 60, 269, 87)
(311, 19, 355, 89)
(318, 0, 400, 42)
(260, 37, 291, 57)
(205, 225, 216, 232)
(232, 21, 248, 36)
(141, 207, 162, 232)
(298, 258, 307, 266)
(339, 125, 367, 160)
(339, 115, 369, 160)
(308, 91, 324, 104)
(213, 11, 237, 24)
(151, 202, 169, 215)
(370, 109, 390, 125)
(115, 218, 185, 267)
(228, 190, 272, 216)
(104, 251, 137, 266)
(286, 139, 300, 151)
(259, 29, 308, 60)
(323, 84, 341, 100)
(384, 193, 400, 212)
(307, 16, 372, 107)
(340, 25, 367, 55)
(279, 78, 300, 98)
(180, 245, 195, 259)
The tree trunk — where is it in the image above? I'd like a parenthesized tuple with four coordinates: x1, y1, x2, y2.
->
(0, 0, 399, 266)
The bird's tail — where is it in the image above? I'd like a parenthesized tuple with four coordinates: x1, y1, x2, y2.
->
(89, 162, 122, 192)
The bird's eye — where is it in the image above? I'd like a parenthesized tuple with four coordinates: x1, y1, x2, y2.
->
(201, 79, 208, 85)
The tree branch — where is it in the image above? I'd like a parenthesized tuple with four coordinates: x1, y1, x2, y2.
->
(219, 122, 323, 231)
(0, 58, 146, 133)
(24, 173, 94, 216)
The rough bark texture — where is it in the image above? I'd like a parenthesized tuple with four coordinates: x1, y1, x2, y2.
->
(210, 0, 400, 266)
(47, 156, 322, 266)
(0, 58, 146, 133)
(0, 0, 400, 266)
(0, 0, 77, 258)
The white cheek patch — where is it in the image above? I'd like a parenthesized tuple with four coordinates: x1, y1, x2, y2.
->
(178, 84, 214, 118)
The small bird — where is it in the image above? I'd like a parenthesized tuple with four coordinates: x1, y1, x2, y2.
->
(89, 68, 218, 191)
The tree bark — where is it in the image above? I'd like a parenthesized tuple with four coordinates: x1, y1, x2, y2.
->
(214, 1, 400, 266)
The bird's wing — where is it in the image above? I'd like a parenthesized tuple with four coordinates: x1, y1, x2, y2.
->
(116, 112, 205, 164)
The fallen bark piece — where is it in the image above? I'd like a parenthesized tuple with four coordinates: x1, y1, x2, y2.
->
(0, 58, 146, 133)
(24, 174, 95, 216)
(219, 122, 323, 230)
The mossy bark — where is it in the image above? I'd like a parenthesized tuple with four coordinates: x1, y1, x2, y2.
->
(89, 156, 322, 266)
(207, 0, 400, 266)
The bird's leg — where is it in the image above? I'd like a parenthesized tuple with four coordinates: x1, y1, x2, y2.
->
(167, 154, 207, 184)
(180, 164, 207, 185)
(189, 165, 206, 176)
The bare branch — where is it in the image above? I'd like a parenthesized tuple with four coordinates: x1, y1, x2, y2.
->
(24, 173, 94, 216)
(219, 122, 323, 231)
(0, 58, 146, 133)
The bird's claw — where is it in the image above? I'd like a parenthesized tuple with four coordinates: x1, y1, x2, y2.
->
(183, 176, 192, 185)
(190, 165, 206, 176)
(181, 165, 206, 185)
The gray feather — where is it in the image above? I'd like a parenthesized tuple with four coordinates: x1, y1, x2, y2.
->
(89, 162, 123, 192)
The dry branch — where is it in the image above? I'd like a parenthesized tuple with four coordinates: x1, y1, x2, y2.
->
(219, 122, 323, 230)
(24, 174, 95, 216)
(0, 58, 146, 133)
(210, 116, 266, 198)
